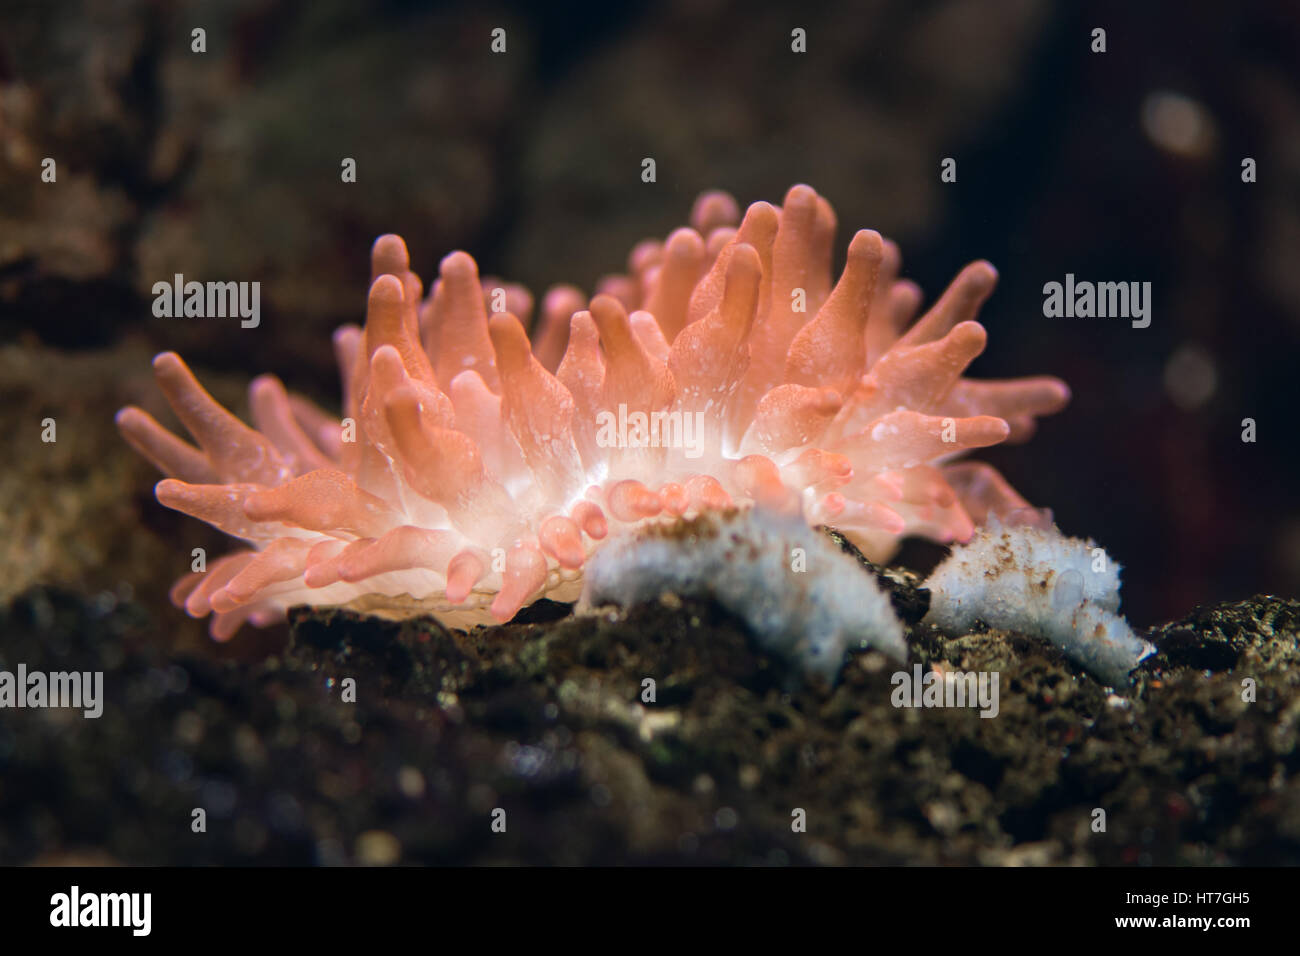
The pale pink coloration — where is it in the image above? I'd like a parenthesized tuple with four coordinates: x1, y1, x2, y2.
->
(117, 185, 1069, 639)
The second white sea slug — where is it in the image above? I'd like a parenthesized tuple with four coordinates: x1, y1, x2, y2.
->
(923, 518, 1156, 685)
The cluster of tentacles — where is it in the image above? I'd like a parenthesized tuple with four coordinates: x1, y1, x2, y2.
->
(117, 184, 1069, 639)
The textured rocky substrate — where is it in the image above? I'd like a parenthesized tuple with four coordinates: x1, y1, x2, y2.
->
(2, 553, 1297, 865)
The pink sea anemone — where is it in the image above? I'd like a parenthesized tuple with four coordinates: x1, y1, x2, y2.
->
(116, 184, 1069, 640)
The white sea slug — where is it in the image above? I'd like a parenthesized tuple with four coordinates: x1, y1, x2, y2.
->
(116, 184, 1069, 640)
(578, 507, 906, 682)
(923, 518, 1156, 685)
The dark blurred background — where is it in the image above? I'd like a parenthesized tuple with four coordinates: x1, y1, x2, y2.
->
(1, 0, 1297, 641)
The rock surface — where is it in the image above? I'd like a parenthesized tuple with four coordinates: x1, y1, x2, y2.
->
(2, 569, 1297, 865)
